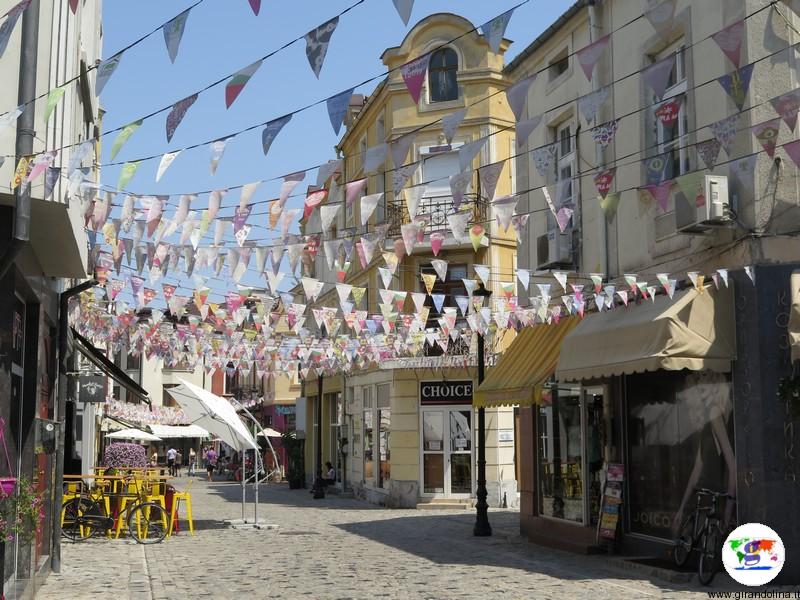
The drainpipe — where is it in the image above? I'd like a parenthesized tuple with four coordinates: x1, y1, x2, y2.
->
(0, 0, 39, 279)
(52, 277, 97, 573)
(587, 0, 611, 277)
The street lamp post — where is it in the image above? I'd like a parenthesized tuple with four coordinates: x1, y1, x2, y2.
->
(473, 283, 492, 537)
(312, 325, 326, 499)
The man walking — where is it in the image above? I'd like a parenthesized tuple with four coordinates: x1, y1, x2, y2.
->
(167, 446, 177, 477)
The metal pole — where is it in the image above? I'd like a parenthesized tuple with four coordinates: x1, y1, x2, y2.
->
(474, 330, 492, 536)
(0, 0, 38, 279)
(312, 373, 325, 499)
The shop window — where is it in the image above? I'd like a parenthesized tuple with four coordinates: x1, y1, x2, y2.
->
(327, 392, 342, 483)
(377, 383, 390, 489)
(362, 386, 373, 484)
(538, 386, 584, 523)
(625, 371, 734, 540)
(428, 48, 458, 103)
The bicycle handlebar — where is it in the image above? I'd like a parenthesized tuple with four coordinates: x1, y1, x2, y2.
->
(694, 488, 735, 499)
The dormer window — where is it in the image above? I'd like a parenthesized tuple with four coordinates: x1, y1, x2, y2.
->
(428, 48, 458, 102)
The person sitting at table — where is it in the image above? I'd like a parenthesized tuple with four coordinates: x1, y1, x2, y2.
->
(322, 462, 335, 486)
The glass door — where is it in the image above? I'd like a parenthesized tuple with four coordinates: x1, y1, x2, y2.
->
(422, 410, 445, 495)
(448, 410, 472, 496)
(421, 408, 474, 498)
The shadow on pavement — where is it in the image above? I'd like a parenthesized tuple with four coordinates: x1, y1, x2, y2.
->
(333, 513, 731, 595)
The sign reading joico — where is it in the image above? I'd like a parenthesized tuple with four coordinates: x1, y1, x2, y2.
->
(420, 381, 473, 405)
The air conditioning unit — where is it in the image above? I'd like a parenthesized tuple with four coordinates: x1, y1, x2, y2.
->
(536, 228, 572, 269)
(676, 175, 731, 234)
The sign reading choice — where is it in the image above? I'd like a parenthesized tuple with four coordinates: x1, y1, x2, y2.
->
(420, 381, 473, 405)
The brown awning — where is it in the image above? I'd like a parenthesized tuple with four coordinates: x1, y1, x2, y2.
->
(556, 287, 735, 382)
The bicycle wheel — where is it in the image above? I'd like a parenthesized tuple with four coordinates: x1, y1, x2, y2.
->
(674, 515, 695, 566)
(699, 524, 722, 586)
(127, 502, 168, 544)
(61, 497, 95, 542)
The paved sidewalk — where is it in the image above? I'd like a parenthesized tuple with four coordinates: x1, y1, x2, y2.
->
(38, 475, 741, 599)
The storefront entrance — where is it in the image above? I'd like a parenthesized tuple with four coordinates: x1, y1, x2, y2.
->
(538, 385, 609, 525)
(420, 407, 473, 498)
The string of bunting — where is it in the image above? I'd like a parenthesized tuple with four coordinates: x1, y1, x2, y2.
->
(43, 0, 800, 379)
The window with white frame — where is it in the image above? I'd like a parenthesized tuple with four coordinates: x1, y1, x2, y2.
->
(421, 148, 463, 231)
(654, 42, 689, 179)
(555, 121, 575, 207)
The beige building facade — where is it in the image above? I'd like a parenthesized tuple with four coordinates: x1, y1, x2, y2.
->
(499, 0, 800, 580)
(296, 13, 521, 508)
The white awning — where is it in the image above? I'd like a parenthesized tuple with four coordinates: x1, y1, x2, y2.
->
(148, 424, 210, 439)
(106, 428, 162, 442)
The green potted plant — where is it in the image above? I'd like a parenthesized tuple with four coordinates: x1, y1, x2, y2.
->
(281, 431, 305, 489)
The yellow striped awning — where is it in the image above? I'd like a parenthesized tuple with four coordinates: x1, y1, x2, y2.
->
(473, 317, 579, 408)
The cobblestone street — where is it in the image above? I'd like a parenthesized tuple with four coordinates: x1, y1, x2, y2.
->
(36, 475, 745, 600)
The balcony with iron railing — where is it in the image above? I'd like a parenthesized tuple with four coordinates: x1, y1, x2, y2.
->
(386, 192, 489, 239)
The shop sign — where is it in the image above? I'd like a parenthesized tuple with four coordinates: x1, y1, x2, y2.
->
(420, 381, 473, 405)
(498, 429, 514, 443)
(79, 375, 106, 403)
(275, 405, 296, 415)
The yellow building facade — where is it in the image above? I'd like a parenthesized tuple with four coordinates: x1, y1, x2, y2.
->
(297, 13, 520, 507)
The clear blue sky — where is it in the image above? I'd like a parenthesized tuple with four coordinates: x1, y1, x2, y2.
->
(100, 0, 575, 301)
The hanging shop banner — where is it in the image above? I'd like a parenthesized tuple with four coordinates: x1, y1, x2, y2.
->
(79, 375, 106, 403)
(598, 463, 624, 541)
(420, 380, 473, 405)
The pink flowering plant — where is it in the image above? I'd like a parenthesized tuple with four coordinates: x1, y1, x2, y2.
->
(0, 477, 45, 542)
(103, 442, 147, 469)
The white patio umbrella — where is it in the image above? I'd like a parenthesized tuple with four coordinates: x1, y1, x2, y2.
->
(106, 428, 162, 442)
(166, 380, 257, 452)
(166, 379, 265, 528)
(256, 427, 283, 438)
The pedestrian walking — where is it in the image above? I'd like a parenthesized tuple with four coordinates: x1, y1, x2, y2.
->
(175, 450, 183, 476)
(188, 448, 196, 476)
(167, 446, 177, 477)
(150, 449, 158, 467)
(205, 447, 218, 482)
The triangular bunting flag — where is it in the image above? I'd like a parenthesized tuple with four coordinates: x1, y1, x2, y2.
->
(576, 34, 610, 81)
(305, 16, 339, 78)
(401, 53, 430, 105)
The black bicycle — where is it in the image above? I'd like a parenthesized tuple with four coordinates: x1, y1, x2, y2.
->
(673, 488, 734, 585)
(62, 492, 168, 544)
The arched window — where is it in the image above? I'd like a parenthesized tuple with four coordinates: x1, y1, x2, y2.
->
(428, 48, 458, 102)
